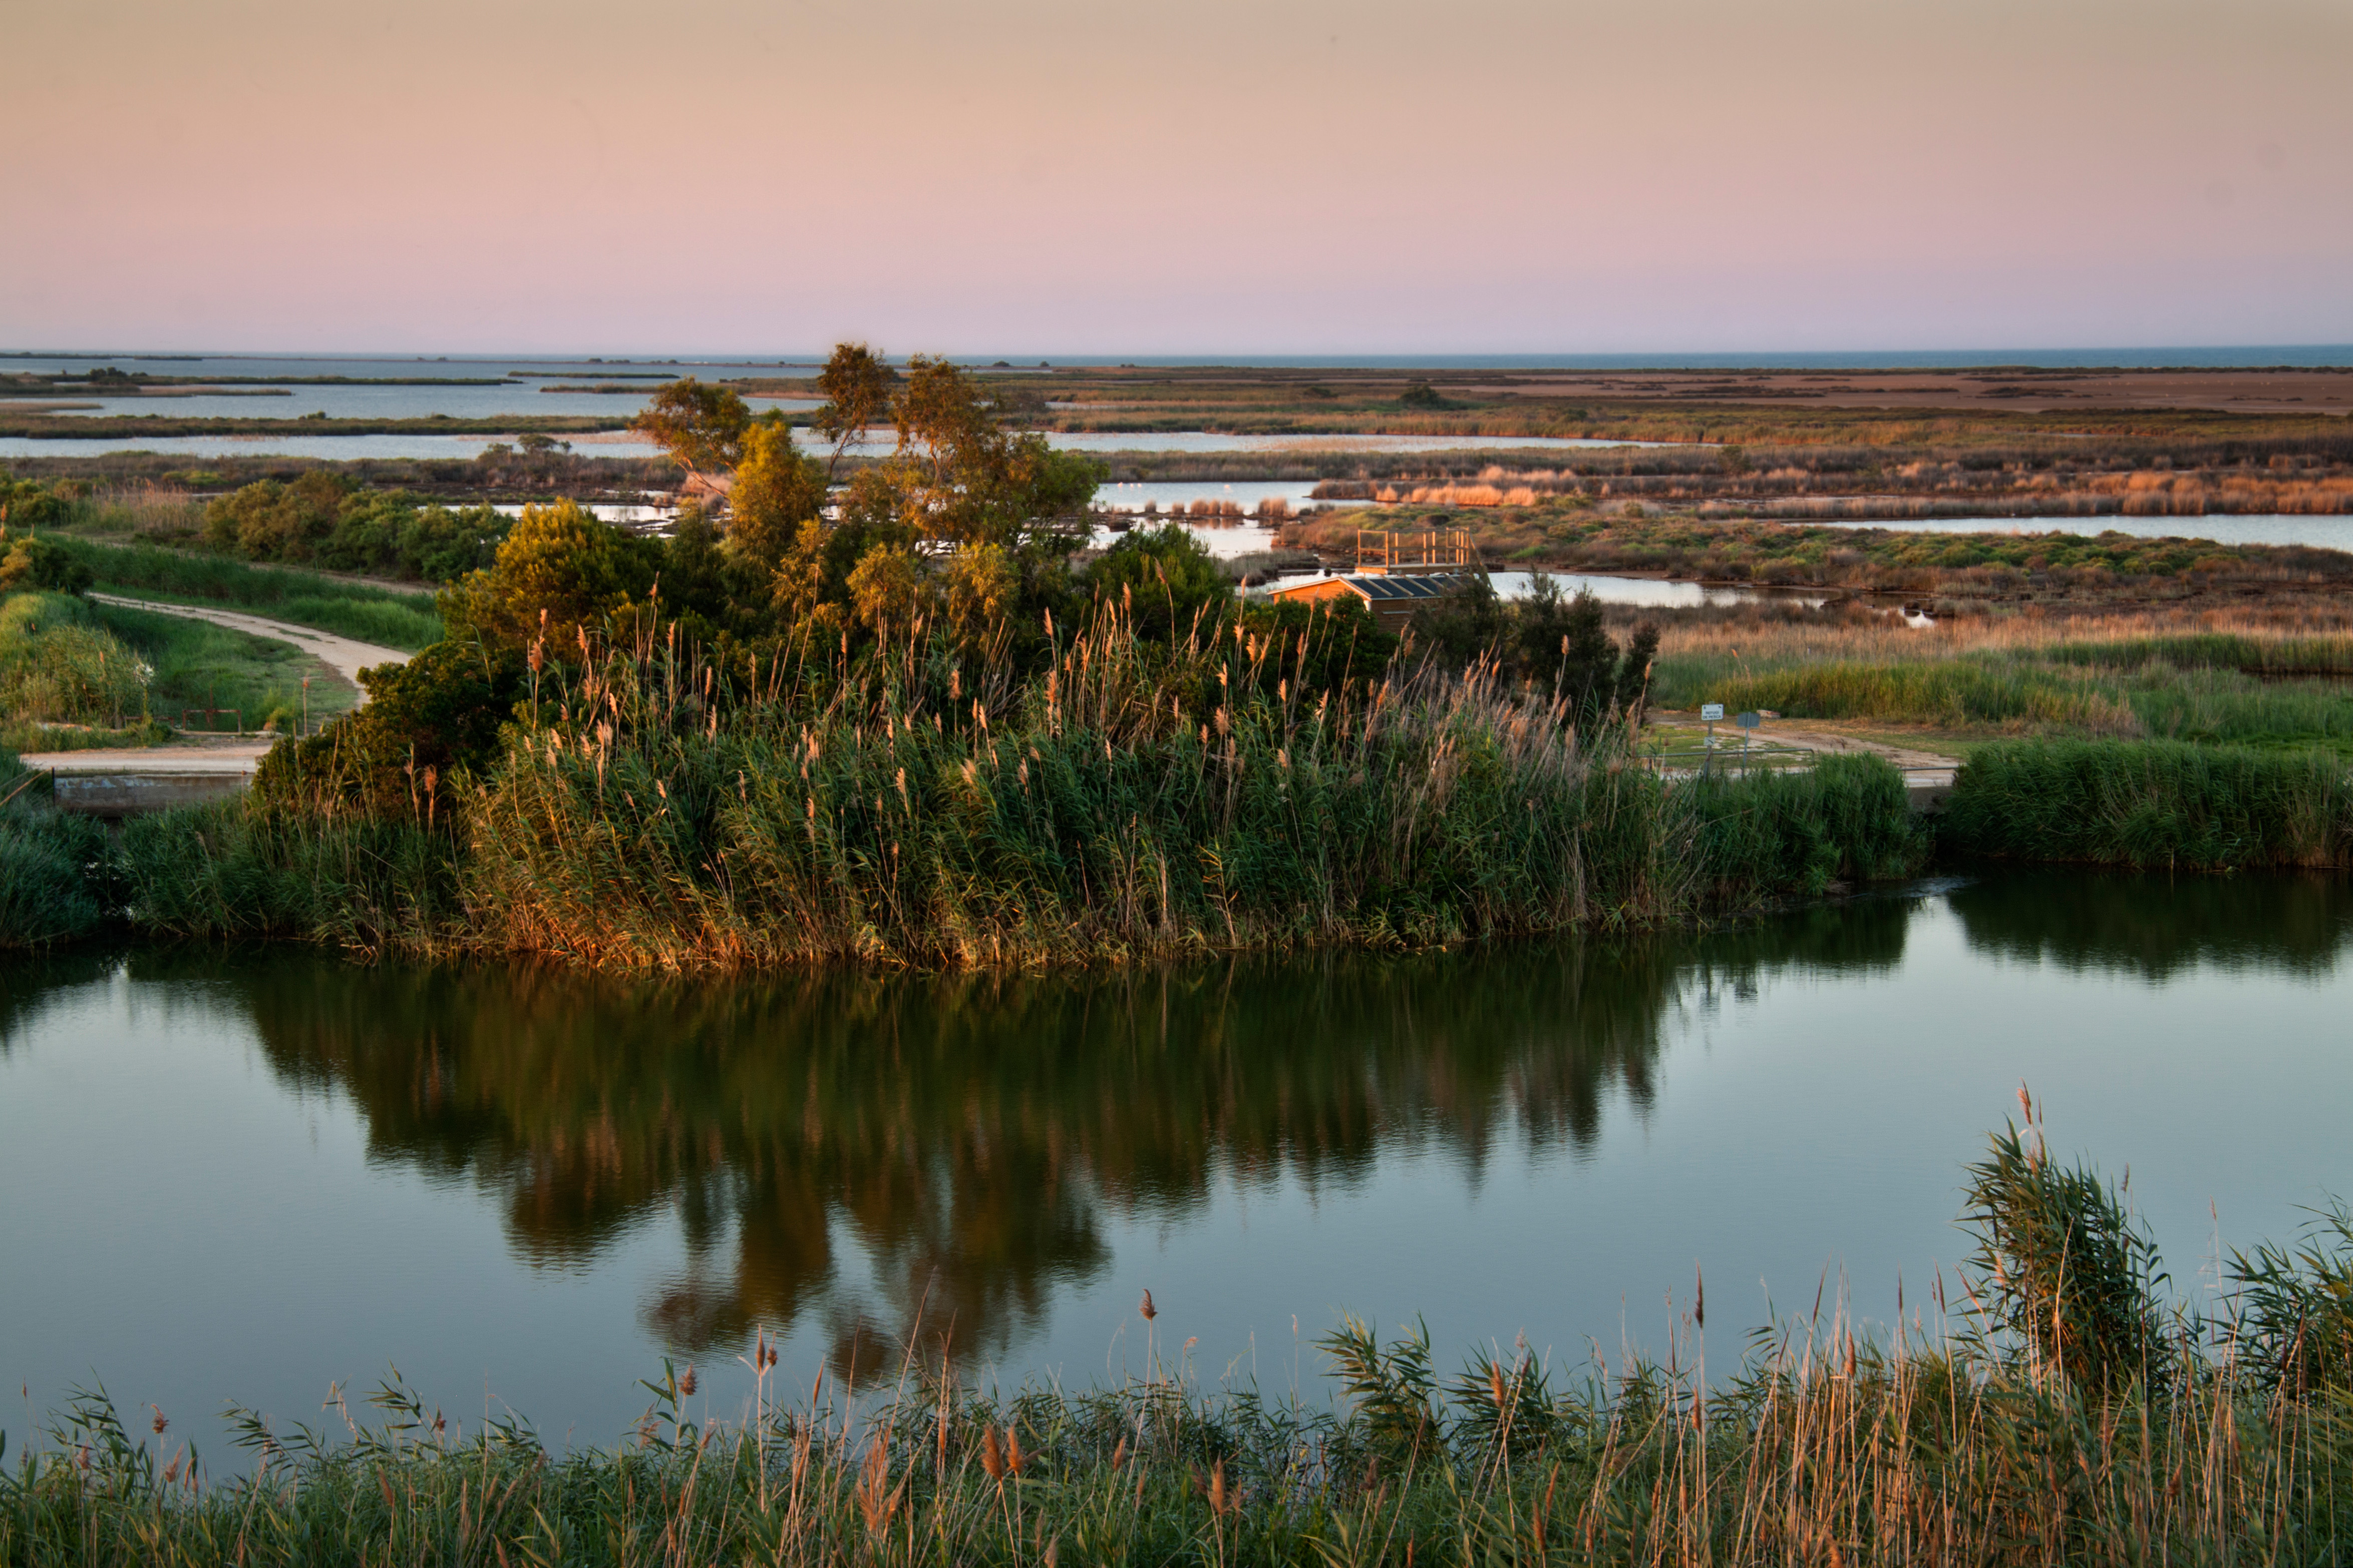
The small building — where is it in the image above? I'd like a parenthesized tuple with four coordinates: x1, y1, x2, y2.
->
(1267, 572, 1473, 633)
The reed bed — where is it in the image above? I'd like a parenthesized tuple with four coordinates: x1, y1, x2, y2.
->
(107, 609, 1925, 969)
(1943, 739, 2353, 870)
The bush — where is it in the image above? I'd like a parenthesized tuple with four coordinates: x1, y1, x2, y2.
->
(0, 530, 95, 594)
(253, 638, 526, 819)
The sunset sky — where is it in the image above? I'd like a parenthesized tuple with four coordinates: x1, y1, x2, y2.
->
(8, 0, 2350, 356)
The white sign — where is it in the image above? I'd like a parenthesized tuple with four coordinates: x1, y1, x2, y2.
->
(1700, 703, 1725, 722)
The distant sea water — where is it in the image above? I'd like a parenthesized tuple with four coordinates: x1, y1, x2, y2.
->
(8, 346, 2353, 371)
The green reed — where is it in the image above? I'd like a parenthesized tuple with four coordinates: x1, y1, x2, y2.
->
(108, 604, 1924, 969)
(1943, 739, 2353, 870)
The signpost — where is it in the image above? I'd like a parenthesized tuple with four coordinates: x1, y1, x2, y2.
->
(1699, 703, 1725, 776)
(1736, 709, 1762, 765)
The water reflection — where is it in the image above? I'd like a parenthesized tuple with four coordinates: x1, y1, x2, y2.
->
(54, 909, 1896, 1368)
(1948, 869, 2353, 981)
(4, 869, 2344, 1389)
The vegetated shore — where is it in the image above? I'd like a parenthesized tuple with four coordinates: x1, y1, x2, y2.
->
(0, 611, 1934, 962)
(6, 1114, 2348, 1566)
(8, 356, 2352, 964)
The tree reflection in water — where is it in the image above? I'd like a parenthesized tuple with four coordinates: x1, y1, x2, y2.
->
(112, 905, 1890, 1372)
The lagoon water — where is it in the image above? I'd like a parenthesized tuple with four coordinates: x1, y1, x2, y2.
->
(4, 871, 2349, 1453)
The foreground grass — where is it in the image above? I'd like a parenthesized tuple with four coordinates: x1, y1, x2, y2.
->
(8, 1348, 2340, 1567)
(52, 537, 442, 650)
(10, 1104, 2351, 1568)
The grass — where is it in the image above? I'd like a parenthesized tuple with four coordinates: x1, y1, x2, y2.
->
(50, 537, 442, 650)
(3, 1118, 2346, 1565)
(97, 609, 1925, 968)
(1942, 739, 2353, 870)
(1644, 604, 2353, 758)
(0, 593, 152, 733)
(86, 599, 362, 735)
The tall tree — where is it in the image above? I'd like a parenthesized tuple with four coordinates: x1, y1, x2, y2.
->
(629, 378, 754, 482)
(814, 343, 894, 478)
(726, 424, 829, 574)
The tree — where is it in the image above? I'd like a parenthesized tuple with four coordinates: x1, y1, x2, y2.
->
(814, 342, 894, 478)
(439, 500, 659, 655)
(855, 356, 1103, 550)
(940, 543, 1017, 652)
(629, 377, 754, 480)
(725, 422, 829, 574)
(202, 473, 352, 563)
(845, 544, 924, 636)
(1085, 525, 1229, 639)
(252, 639, 526, 820)
(1412, 579, 1657, 720)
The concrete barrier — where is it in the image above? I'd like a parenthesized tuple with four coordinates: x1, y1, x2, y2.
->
(52, 771, 253, 818)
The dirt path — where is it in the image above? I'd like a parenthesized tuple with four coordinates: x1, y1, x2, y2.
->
(89, 593, 412, 691)
(17, 600, 415, 779)
(1649, 713, 1961, 783)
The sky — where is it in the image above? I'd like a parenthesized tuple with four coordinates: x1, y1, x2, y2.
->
(6, 0, 2351, 357)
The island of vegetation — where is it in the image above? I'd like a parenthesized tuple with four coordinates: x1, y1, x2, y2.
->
(4, 349, 2351, 960)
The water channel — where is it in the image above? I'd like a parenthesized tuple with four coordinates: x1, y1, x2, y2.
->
(4, 870, 2348, 1452)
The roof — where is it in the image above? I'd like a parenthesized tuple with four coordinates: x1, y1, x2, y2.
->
(1270, 573, 1471, 602)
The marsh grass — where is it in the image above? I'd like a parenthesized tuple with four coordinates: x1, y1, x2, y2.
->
(6, 1120, 2348, 1565)
(1652, 607, 2353, 755)
(110, 608, 1925, 968)
(1942, 740, 2353, 870)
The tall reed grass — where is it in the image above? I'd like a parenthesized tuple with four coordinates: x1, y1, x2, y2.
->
(1943, 740, 2353, 870)
(114, 611, 1927, 969)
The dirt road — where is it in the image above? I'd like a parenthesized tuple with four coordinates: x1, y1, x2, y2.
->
(1649, 713, 1961, 785)
(89, 593, 412, 692)
(18, 599, 414, 780)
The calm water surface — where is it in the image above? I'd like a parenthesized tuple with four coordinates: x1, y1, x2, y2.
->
(3, 872, 2349, 1451)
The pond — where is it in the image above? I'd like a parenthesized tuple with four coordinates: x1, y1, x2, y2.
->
(3, 870, 2349, 1453)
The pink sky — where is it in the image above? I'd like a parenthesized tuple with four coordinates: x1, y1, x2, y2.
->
(7, 0, 2350, 355)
